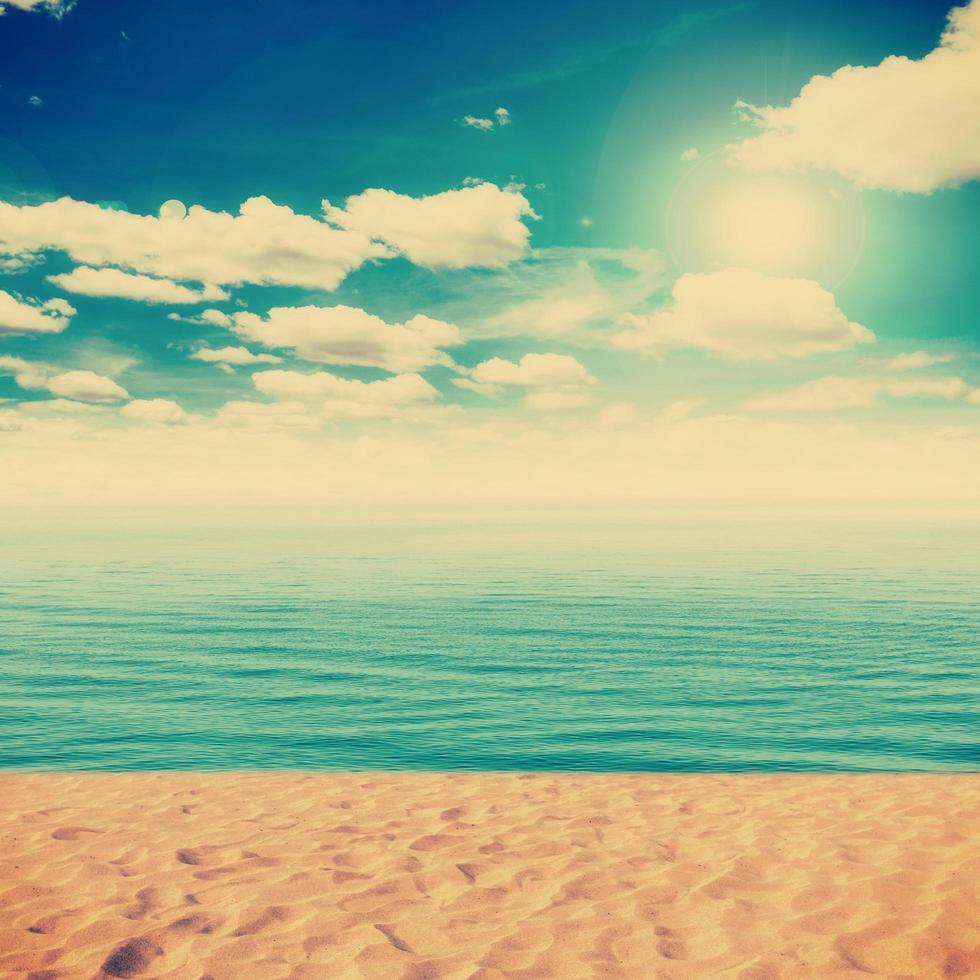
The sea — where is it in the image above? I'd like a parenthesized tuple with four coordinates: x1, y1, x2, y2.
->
(1, 513, 977, 772)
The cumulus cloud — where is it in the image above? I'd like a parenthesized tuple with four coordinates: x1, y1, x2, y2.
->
(680, 147, 701, 162)
(0, 196, 388, 291)
(1, 185, 537, 291)
(470, 352, 595, 387)
(0, 355, 128, 402)
(225, 305, 462, 373)
(190, 346, 283, 367)
(121, 399, 188, 425)
(45, 370, 129, 402)
(48, 266, 229, 304)
(613, 267, 873, 360)
(323, 182, 535, 269)
(744, 375, 974, 413)
(0, 0, 74, 15)
(728, 0, 980, 192)
(0, 354, 51, 390)
(460, 352, 596, 410)
(0, 289, 75, 334)
(252, 369, 439, 420)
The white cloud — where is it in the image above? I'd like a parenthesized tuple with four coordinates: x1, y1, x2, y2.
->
(0, 0, 74, 15)
(18, 398, 110, 416)
(225, 305, 462, 373)
(744, 374, 974, 413)
(470, 352, 594, 387)
(253, 369, 439, 420)
(48, 266, 229, 304)
(462, 107, 511, 131)
(0, 356, 128, 402)
(614, 267, 873, 360)
(121, 399, 188, 425)
(884, 350, 957, 371)
(728, 0, 980, 192)
(0, 196, 388, 291)
(0, 289, 75, 334)
(0, 354, 50, 389)
(323, 183, 535, 269)
(45, 370, 129, 403)
(1, 186, 537, 293)
(462, 352, 596, 411)
(680, 147, 701, 162)
(191, 346, 283, 367)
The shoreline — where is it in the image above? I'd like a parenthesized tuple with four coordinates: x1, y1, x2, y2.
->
(2, 772, 978, 978)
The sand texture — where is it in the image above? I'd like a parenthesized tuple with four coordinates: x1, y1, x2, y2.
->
(0, 772, 978, 979)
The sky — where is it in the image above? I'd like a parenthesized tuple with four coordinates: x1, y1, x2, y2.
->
(0, 0, 978, 516)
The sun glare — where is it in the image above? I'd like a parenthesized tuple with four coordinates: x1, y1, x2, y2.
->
(666, 153, 866, 285)
(707, 177, 826, 274)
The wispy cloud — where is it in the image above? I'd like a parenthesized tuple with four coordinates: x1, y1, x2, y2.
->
(432, 2, 757, 104)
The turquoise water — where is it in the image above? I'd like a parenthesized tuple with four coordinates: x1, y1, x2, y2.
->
(1, 518, 978, 772)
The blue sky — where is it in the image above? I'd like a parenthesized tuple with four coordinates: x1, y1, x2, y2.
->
(0, 0, 978, 511)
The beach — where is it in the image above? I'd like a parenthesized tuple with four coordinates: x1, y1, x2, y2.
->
(1, 773, 978, 979)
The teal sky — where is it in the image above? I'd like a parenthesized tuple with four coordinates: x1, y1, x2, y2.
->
(0, 0, 978, 512)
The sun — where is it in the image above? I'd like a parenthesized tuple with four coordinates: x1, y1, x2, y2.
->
(666, 153, 865, 285)
(706, 176, 827, 275)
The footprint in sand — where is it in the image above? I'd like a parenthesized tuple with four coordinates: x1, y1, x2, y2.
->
(232, 904, 290, 937)
(124, 886, 159, 920)
(100, 936, 164, 978)
(51, 826, 99, 841)
(169, 912, 219, 934)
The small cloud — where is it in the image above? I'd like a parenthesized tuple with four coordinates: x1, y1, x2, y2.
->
(680, 147, 700, 162)
(48, 266, 228, 304)
(191, 346, 283, 368)
(462, 107, 512, 131)
(883, 350, 957, 371)
(28, 95, 43, 107)
(121, 399, 188, 425)
(465, 352, 597, 411)
(0, 289, 75, 335)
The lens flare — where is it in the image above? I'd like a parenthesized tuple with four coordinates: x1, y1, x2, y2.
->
(666, 153, 865, 286)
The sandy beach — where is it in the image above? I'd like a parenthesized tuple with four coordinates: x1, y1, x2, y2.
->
(0, 772, 978, 979)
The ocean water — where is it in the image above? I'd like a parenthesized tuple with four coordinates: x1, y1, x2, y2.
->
(1, 517, 978, 772)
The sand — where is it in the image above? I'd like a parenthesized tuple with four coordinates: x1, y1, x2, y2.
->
(0, 773, 978, 979)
